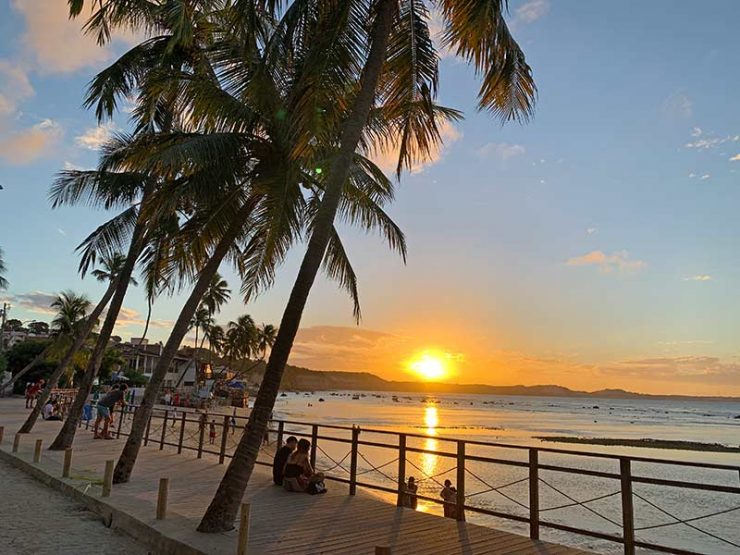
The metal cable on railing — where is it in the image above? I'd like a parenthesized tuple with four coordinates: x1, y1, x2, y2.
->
(315, 444, 352, 474)
(465, 476, 529, 500)
(464, 467, 529, 510)
(538, 478, 621, 528)
(539, 490, 620, 513)
(356, 451, 398, 482)
(403, 457, 457, 489)
(633, 492, 740, 549)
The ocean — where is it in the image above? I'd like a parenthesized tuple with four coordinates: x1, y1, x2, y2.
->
(270, 391, 740, 554)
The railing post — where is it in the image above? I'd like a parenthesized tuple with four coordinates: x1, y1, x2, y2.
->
(529, 448, 540, 539)
(144, 412, 152, 446)
(349, 426, 360, 495)
(160, 410, 168, 450)
(12, 433, 20, 453)
(177, 411, 186, 454)
(620, 458, 635, 555)
(219, 415, 229, 464)
(197, 413, 206, 459)
(310, 424, 318, 468)
(0, 426, 4, 445)
(396, 434, 407, 507)
(156, 477, 169, 520)
(62, 448, 72, 478)
(456, 440, 466, 522)
(116, 407, 122, 438)
(276, 420, 284, 447)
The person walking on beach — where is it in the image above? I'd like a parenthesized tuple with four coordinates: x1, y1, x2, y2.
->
(272, 436, 297, 485)
(209, 419, 217, 445)
(93, 384, 127, 439)
(24, 382, 33, 408)
(440, 479, 457, 518)
(402, 477, 418, 509)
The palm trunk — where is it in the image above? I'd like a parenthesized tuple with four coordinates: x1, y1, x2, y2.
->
(18, 281, 117, 433)
(112, 201, 253, 484)
(49, 186, 152, 451)
(197, 0, 396, 533)
(0, 345, 52, 395)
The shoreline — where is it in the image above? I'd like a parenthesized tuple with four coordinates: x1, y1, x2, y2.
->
(535, 436, 740, 453)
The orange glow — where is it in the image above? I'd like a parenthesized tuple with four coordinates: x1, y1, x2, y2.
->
(407, 351, 450, 381)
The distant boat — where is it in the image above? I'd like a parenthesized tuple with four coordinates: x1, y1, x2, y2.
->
(392, 396, 399, 403)
(352, 394, 360, 400)
(319, 398, 325, 402)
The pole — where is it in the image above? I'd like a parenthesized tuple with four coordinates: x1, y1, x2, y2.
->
(62, 448, 72, 478)
(0, 303, 8, 352)
(396, 434, 406, 507)
(160, 410, 168, 450)
(310, 424, 318, 468)
(349, 426, 360, 495)
(197, 413, 206, 459)
(219, 415, 229, 464)
(102, 459, 114, 497)
(177, 411, 186, 454)
(456, 441, 466, 522)
(529, 448, 539, 539)
(156, 478, 169, 520)
(237, 503, 251, 555)
(12, 433, 20, 453)
(620, 458, 635, 555)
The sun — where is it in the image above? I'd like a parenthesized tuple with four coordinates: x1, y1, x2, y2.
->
(408, 351, 449, 381)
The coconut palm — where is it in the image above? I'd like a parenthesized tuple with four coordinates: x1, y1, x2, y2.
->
(256, 323, 277, 360)
(199, 0, 536, 531)
(201, 273, 231, 320)
(0, 246, 8, 290)
(18, 253, 132, 433)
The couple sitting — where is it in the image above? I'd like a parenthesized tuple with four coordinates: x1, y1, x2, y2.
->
(273, 436, 327, 495)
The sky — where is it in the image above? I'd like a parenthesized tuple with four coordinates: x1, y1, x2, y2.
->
(1, 0, 739, 396)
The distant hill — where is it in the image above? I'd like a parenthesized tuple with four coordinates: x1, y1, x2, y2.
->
(238, 360, 739, 402)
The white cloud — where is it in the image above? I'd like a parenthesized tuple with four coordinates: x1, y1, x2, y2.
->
(685, 132, 739, 150)
(662, 92, 692, 119)
(3, 291, 58, 315)
(0, 119, 63, 164)
(516, 0, 550, 24)
(371, 120, 462, 175)
(476, 142, 525, 161)
(0, 60, 34, 116)
(690, 127, 702, 137)
(700, 174, 711, 180)
(730, 154, 740, 161)
(683, 275, 712, 282)
(75, 122, 117, 150)
(586, 227, 597, 235)
(566, 250, 646, 274)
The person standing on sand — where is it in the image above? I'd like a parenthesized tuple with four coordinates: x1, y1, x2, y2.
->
(272, 436, 297, 485)
(440, 479, 457, 518)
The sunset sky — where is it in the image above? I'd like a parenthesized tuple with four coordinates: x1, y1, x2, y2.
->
(1, 1, 739, 396)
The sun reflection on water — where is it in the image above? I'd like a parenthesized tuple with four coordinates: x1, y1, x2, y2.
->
(415, 404, 440, 513)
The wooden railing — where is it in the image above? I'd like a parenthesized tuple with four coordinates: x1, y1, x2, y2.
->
(99, 405, 740, 555)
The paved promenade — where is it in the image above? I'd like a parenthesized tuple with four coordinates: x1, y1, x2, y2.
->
(0, 398, 587, 554)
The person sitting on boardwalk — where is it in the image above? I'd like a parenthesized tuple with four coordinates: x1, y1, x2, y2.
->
(273, 436, 298, 485)
(440, 479, 457, 518)
(93, 383, 127, 439)
(283, 438, 326, 494)
(402, 476, 418, 509)
(209, 419, 217, 444)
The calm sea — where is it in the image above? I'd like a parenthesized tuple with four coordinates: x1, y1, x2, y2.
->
(270, 391, 740, 554)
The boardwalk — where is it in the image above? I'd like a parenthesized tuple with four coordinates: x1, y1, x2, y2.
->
(0, 399, 587, 555)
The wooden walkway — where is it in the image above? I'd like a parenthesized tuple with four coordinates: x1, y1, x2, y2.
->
(0, 399, 588, 554)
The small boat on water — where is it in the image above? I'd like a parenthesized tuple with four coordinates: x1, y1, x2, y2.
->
(392, 395, 399, 403)
(352, 394, 360, 400)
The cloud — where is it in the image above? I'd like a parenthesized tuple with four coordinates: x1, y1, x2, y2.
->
(515, 0, 550, 24)
(0, 119, 63, 164)
(662, 92, 692, 118)
(598, 356, 740, 385)
(2, 291, 58, 315)
(0, 60, 34, 116)
(476, 142, 525, 161)
(111, 306, 173, 333)
(75, 122, 117, 150)
(370, 120, 462, 175)
(700, 174, 711, 180)
(685, 133, 739, 150)
(566, 250, 647, 274)
(683, 275, 712, 282)
(690, 127, 702, 137)
(730, 154, 740, 161)
(9, 0, 141, 74)
(586, 227, 597, 235)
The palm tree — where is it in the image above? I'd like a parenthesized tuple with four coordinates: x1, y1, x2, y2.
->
(0, 246, 8, 290)
(256, 324, 277, 361)
(201, 273, 231, 321)
(199, 0, 536, 532)
(205, 323, 225, 366)
(18, 253, 131, 433)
